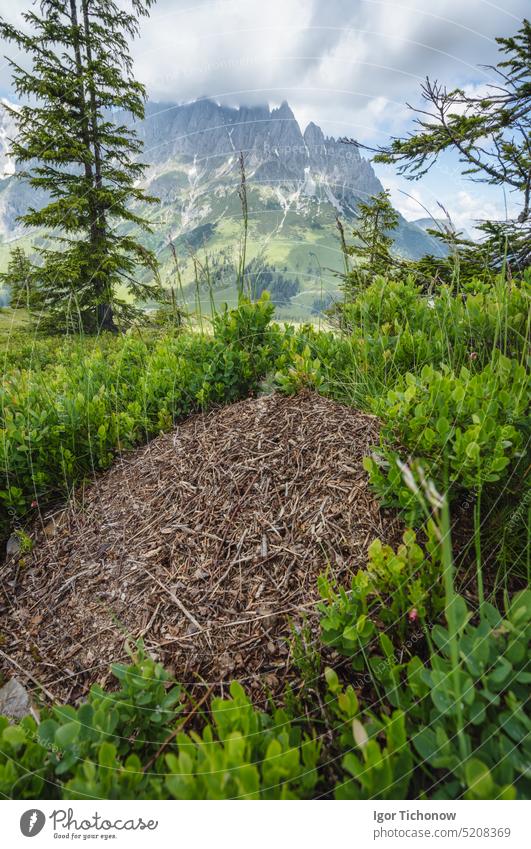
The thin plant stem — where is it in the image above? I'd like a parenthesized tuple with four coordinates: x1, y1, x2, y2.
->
(474, 481, 484, 609)
(237, 151, 248, 298)
(439, 480, 468, 764)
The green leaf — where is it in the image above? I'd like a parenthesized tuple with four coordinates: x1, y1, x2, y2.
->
(465, 758, 493, 798)
(447, 594, 469, 631)
(324, 667, 340, 693)
(436, 416, 450, 437)
(452, 384, 465, 402)
(488, 657, 513, 688)
(98, 742, 117, 769)
(2, 725, 26, 749)
(38, 719, 59, 748)
(55, 721, 80, 748)
(507, 589, 531, 626)
(342, 625, 358, 642)
(352, 719, 369, 750)
(465, 441, 480, 461)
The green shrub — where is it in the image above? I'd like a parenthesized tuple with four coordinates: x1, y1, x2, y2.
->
(318, 529, 444, 654)
(365, 528, 445, 627)
(0, 649, 320, 800)
(0, 300, 280, 534)
(212, 292, 274, 348)
(165, 682, 320, 800)
(364, 356, 529, 523)
(1, 586, 528, 800)
(410, 589, 531, 799)
(327, 590, 531, 800)
(338, 275, 529, 376)
(275, 343, 323, 394)
(0, 643, 182, 799)
(318, 570, 376, 665)
(0, 715, 53, 798)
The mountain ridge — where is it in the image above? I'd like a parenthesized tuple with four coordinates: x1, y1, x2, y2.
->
(136, 98, 384, 202)
(0, 97, 446, 318)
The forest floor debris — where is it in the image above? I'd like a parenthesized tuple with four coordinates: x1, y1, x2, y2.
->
(1, 391, 401, 703)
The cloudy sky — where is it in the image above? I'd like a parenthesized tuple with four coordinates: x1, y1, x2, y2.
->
(1, 0, 528, 229)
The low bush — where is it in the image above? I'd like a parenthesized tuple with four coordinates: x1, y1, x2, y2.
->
(165, 682, 320, 800)
(0, 644, 320, 800)
(317, 275, 529, 420)
(319, 528, 445, 657)
(0, 643, 182, 799)
(275, 343, 323, 394)
(0, 296, 281, 533)
(364, 356, 529, 524)
(327, 588, 531, 800)
(337, 275, 529, 378)
(2, 584, 528, 800)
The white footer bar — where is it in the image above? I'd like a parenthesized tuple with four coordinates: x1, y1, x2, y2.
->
(4, 799, 529, 848)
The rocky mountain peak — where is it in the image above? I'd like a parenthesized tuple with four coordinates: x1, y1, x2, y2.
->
(134, 98, 382, 200)
(271, 100, 296, 120)
(0, 96, 444, 261)
(303, 122, 325, 147)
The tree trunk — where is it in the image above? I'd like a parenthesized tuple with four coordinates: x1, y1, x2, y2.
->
(81, 0, 105, 201)
(97, 302, 118, 333)
(71, 0, 111, 332)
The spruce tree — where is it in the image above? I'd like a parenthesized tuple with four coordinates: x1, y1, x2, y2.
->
(0, 0, 160, 332)
(341, 190, 401, 294)
(0, 247, 42, 312)
(371, 19, 531, 272)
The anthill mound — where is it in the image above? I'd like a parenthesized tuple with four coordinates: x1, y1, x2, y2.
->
(1, 391, 401, 703)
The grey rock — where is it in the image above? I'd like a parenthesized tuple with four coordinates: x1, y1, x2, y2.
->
(6, 533, 21, 560)
(303, 121, 325, 147)
(0, 678, 33, 721)
(121, 98, 384, 199)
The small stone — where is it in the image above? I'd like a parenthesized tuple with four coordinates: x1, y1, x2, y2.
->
(0, 678, 34, 721)
(218, 652, 235, 673)
(6, 534, 21, 560)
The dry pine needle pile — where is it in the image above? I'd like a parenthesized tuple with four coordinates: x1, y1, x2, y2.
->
(1, 391, 401, 703)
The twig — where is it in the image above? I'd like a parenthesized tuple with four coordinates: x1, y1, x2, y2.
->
(142, 567, 202, 632)
(0, 648, 56, 702)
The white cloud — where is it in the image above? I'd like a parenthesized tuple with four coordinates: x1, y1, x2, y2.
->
(2, 0, 528, 142)
(0, 0, 527, 227)
(382, 167, 514, 234)
(451, 189, 509, 230)
(125, 0, 529, 152)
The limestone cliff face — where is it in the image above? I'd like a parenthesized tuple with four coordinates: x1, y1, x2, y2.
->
(137, 98, 383, 203)
(0, 97, 445, 260)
